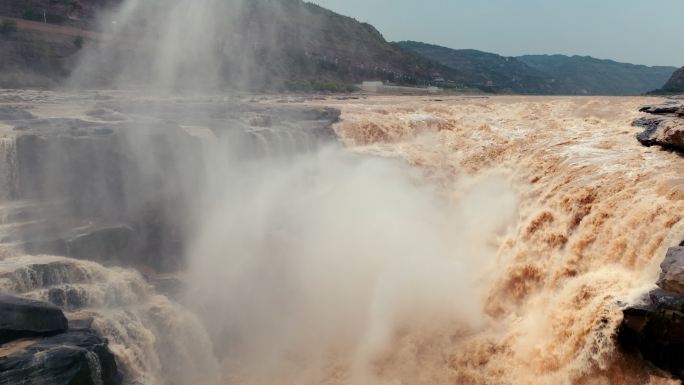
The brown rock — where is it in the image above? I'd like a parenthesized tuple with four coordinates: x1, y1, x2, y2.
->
(657, 247, 684, 294)
(635, 117, 684, 150)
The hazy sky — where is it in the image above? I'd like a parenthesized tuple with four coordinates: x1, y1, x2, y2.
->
(310, 0, 684, 67)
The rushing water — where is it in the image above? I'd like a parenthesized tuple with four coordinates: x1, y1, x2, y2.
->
(316, 95, 684, 385)
(1, 0, 681, 381)
(0, 254, 219, 385)
(1, 93, 681, 385)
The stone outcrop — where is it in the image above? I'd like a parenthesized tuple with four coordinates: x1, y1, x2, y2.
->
(634, 100, 684, 151)
(657, 247, 684, 294)
(635, 117, 684, 149)
(0, 329, 122, 385)
(0, 253, 217, 384)
(0, 294, 67, 343)
(618, 246, 684, 379)
(639, 103, 684, 116)
(0, 294, 122, 385)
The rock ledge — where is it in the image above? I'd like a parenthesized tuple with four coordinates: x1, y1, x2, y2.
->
(634, 100, 684, 151)
(0, 295, 122, 385)
(618, 247, 684, 379)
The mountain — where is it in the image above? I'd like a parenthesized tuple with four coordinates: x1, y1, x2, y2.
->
(653, 67, 684, 94)
(396, 41, 557, 94)
(0, 0, 677, 94)
(517, 55, 676, 95)
(400, 41, 677, 95)
(222, 1, 459, 91)
(0, 0, 110, 29)
(0, 0, 118, 88)
(0, 0, 468, 92)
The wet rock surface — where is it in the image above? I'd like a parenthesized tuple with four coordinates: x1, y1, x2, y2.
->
(0, 329, 122, 385)
(0, 293, 121, 385)
(17, 222, 136, 263)
(639, 103, 684, 116)
(634, 100, 684, 151)
(657, 247, 684, 294)
(619, 246, 684, 379)
(0, 254, 216, 385)
(0, 295, 67, 344)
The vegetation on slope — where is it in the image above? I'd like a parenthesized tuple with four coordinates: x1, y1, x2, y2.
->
(0, 18, 84, 88)
(517, 54, 676, 95)
(0, 0, 116, 29)
(397, 41, 555, 94)
(401, 41, 677, 95)
(0, 0, 676, 94)
(218, 0, 465, 91)
(652, 67, 684, 94)
(0, 0, 465, 92)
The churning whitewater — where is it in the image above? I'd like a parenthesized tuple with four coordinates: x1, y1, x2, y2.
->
(319, 95, 684, 385)
(0, 0, 681, 384)
(2, 92, 682, 385)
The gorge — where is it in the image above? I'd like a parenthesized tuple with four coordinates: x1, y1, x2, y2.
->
(3, 90, 684, 385)
(1, 0, 684, 384)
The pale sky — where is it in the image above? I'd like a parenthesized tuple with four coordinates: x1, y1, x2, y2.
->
(309, 0, 684, 67)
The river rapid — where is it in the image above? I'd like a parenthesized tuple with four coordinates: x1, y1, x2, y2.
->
(309, 95, 683, 385)
(2, 93, 682, 385)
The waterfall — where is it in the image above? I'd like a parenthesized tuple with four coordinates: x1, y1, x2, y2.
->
(329, 96, 684, 385)
(1, 0, 673, 381)
(0, 255, 221, 385)
(0, 137, 17, 201)
(251, 131, 272, 158)
(85, 351, 105, 385)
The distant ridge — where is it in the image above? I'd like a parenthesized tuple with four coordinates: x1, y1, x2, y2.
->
(652, 67, 684, 94)
(396, 41, 553, 94)
(0, 0, 677, 94)
(0, 0, 468, 91)
(400, 41, 677, 95)
(517, 54, 677, 95)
